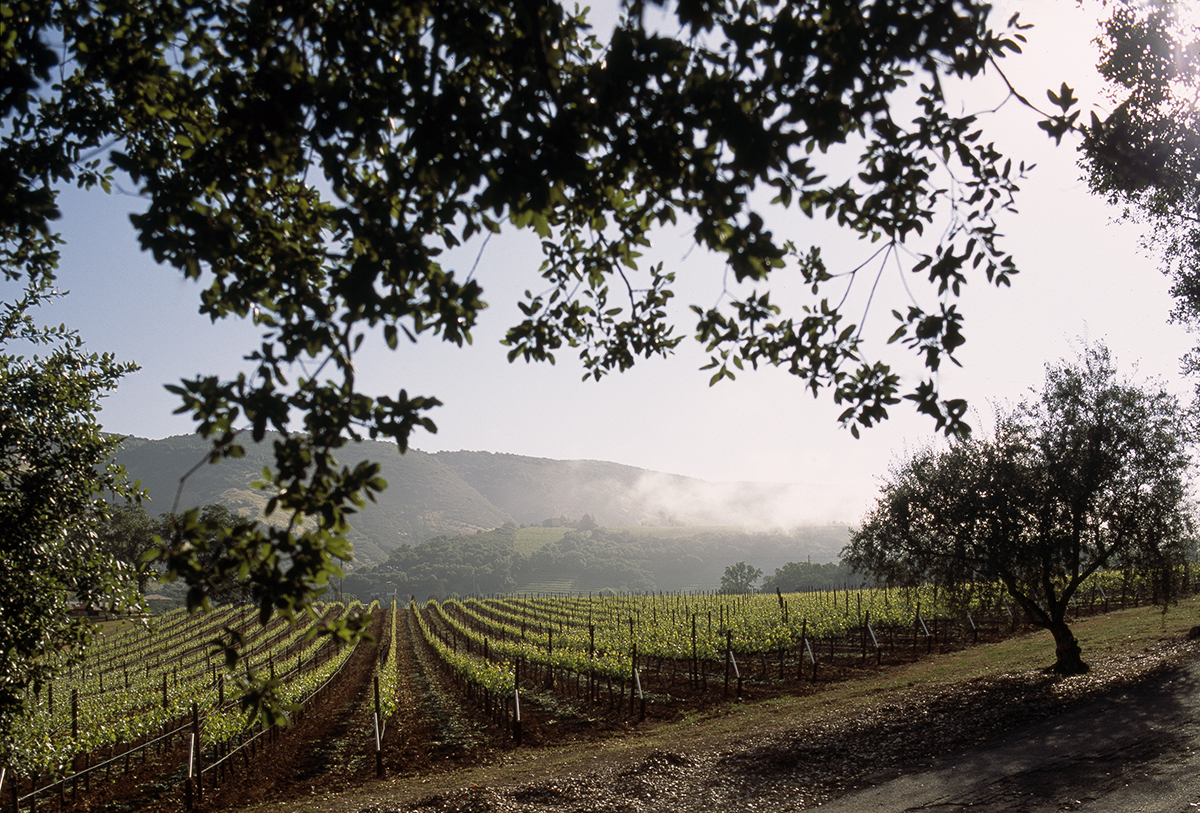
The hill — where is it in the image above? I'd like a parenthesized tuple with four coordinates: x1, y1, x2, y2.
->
(115, 433, 851, 571)
(115, 434, 510, 566)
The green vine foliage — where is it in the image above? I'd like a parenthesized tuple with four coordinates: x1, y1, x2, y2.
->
(4, 0, 1045, 721)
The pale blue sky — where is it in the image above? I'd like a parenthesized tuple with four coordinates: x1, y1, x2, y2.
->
(28, 0, 1196, 524)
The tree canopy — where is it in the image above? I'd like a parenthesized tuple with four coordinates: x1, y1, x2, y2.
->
(70, 500, 159, 594)
(0, 277, 139, 754)
(761, 560, 863, 593)
(2, 0, 1081, 713)
(844, 344, 1194, 675)
(720, 561, 763, 594)
(1072, 2, 1200, 395)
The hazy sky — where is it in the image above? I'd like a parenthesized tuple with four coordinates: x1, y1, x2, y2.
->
(25, 0, 1197, 525)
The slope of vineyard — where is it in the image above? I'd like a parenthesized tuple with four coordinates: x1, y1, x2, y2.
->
(4, 601, 378, 811)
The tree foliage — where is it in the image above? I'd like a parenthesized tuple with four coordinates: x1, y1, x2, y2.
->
(720, 561, 763, 594)
(369, 525, 521, 600)
(1070, 3, 1200, 391)
(845, 344, 1194, 674)
(761, 560, 863, 593)
(5, 0, 1047, 714)
(70, 500, 159, 594)
(153, 503, 266, 604)
(0, 277, 139, 755)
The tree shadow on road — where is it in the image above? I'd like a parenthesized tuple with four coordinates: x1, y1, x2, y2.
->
(937, 663, 1200, 810)
(710, 655, 1200, 810)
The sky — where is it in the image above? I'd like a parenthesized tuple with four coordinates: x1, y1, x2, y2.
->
(24, 0, 1199, 526)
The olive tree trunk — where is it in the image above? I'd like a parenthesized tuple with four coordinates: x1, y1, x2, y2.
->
(1049, 618, 1089, 675)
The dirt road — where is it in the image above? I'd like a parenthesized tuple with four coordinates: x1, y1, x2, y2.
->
(817, 659, 1200, 812)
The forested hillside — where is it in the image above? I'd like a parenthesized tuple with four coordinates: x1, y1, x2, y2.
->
(435, 450, 823, 528)
(116, 433, 850, 573)
(114, 434, 510, 566)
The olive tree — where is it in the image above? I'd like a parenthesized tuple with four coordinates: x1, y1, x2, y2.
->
(845, 344, 1194, 675)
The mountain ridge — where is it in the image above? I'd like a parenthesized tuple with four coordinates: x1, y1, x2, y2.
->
(114, 433, 844, 569)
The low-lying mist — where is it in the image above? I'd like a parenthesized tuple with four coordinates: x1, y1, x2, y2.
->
(629, 471, 858, 529)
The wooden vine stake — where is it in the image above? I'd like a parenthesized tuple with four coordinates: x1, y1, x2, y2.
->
(633, 662, 645, 722)
(797, 619, 807, 682)
(373, 673, 384, 778)
(866, 615, 881, 666)
(192, 701, 203, 804)
(724, 630, 732, 697)
(803, 621, 818, 683)
(185, 734, 194, 811)
(913, 601, 921, 659)
(730, 648, 742, 699)
(71, 689, 79, 797)
(588, 625, 596, 703)
(513, 660, 523, 747)
(860, 610, 868, 665)
(629, 626, 638, 715)
(691, 614, 698, 691)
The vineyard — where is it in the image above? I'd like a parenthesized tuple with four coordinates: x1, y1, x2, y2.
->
(2, 569, 1185, 812)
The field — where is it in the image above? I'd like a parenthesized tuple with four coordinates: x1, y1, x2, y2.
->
(512, 526, 570, 556)
(510, 524, 755, 557)
(2, 571, 1181, 812)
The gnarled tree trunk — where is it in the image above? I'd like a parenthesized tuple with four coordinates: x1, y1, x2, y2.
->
(1049, 618, 1089, 675)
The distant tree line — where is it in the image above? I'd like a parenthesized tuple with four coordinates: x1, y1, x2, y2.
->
(353, 525, 522, 599)
(85, 502, 852, 604)
(539, 514, 598, 530)
(719, 560, 867, 595)
(343, 524, 849, 600)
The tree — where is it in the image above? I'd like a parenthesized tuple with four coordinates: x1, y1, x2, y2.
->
(761, 561, 862, 593)
(0, 276, 139, 756)
(1062, 3, 1200, 395)
(100, 503, 158, 592)
(155, 504, 263, 605)
(69, 501, 159, 595)
(6, 0, 1049, 713)
(844, 344, 1194, 675)
(720, 561, 763, 595)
